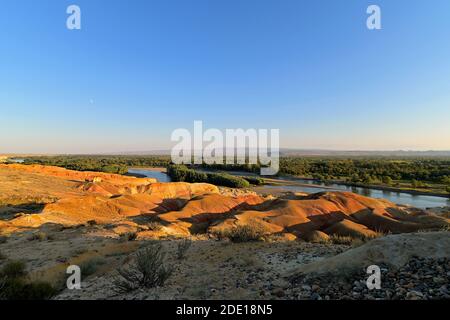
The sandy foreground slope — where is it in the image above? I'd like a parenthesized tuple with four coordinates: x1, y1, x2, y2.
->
(0, 164, 449, 300)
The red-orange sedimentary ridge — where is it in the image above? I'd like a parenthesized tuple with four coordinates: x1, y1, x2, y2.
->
(0, 164, 448, 239)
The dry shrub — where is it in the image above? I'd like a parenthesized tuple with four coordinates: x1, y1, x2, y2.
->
(79, 257, 107, 277)
(218, 219, 270, 243)
(113, 244, 172, 293)
(176, 239, 192, 260)
(148, 221, 163, 231)
(0, 260, 56, 300)
(329, 234, 379, 247)
(120, 232, 137, 242)
(329, 235, 354, 245)
(27, 232, 48, 242)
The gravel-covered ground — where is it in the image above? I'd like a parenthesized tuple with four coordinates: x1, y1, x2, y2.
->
(288, 257, 450, 300)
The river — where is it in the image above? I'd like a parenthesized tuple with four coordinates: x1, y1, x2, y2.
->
(128, 168, 450, 209)
(252, 182, 450, 209)
(8, 158, 24, 163)
(128, 168, 172, 182)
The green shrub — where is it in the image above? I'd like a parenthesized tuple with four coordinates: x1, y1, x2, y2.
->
(100, 165, 128, 175)
(167, 164, 250, 188)
(186, 170, 208, 183)
(167, 164, 190, 182)
(382, 176, 393, 185)
(242, 176, 265, 185)
(113, 244, 173, 293)
(206, 173, 250, 188)
(411, 179, 428, 188)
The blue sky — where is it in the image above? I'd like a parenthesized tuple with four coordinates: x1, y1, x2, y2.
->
(1, 0, 449, 153)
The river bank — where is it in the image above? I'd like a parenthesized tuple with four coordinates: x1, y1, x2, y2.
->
(269, 175, 450, 199)
(133, 167, 450, 209)
(194, 168, 450, 199)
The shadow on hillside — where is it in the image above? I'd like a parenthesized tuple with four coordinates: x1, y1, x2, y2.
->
(179, 198, 280, 234)
(0, 202, 46, 221)
(285, 211, 351, 235)
(128, 198, 190, 226)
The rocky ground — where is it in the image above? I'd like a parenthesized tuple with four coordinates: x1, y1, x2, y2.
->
(288, 257, 449, 300)
(54, 239, 347, 300)
(52, 231, 449, 300)
(286, 231, 450, 300)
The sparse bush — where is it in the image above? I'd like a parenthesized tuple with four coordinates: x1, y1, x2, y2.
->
(120, 232, 137, 241)
(0, 279, 56, 300)
(329, 234, 377, 246)
(0, 236, 7, 244)
(0, 260, 56, 300)
(27, 232, 47, 242)
(79, 257, 106, 277)
(148, 222, 163, 231)
(46, 234, 55, 241)
(1, 260, 27, 278)
(329, 235, 355, 245)
(176, 239, 192, 260)
(72, 247, 88, 256)
(113, 244, 173, 293)
(350, 238, 366, 248)
(218, 220, 269, 243)
(87, 220, 97, 226)
(0, 251, 6, 260)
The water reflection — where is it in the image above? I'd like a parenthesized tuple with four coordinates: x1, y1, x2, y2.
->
(263, 178, 450, 209)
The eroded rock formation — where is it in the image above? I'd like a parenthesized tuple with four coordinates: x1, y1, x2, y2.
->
(0, 164, 448, 239)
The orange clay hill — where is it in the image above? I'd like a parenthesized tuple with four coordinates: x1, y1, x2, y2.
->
(0, 164, 448, 239)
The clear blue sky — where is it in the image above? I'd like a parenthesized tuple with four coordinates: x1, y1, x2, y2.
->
(1, 0, 450, 153)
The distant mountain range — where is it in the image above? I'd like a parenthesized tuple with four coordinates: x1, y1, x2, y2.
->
(100, 149, 450, 157)
(2, 149, 450, 157)
(278, 149, 450, 157)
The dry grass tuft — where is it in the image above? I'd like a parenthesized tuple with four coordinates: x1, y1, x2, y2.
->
(176, 239, 192, 260)
(214, 220, 271, 243)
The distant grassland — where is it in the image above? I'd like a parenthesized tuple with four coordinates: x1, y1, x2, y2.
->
(18, 155, 450, 194)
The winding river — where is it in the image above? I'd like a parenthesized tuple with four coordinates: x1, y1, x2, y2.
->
(130, 168, 449, 209)
(252, 182, 450, 209)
